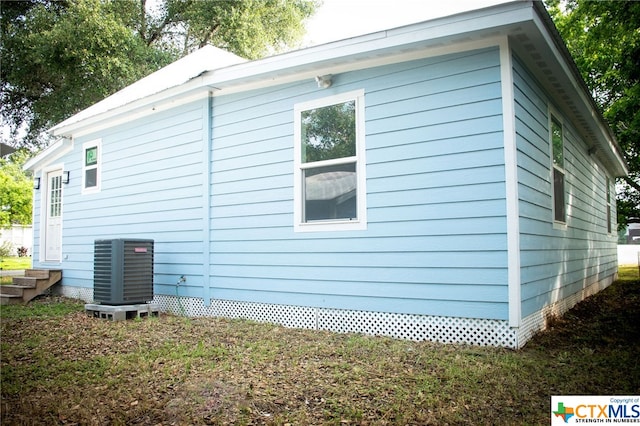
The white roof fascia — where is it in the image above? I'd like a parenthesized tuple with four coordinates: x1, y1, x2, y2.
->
(23, 137, 73, 172)
(50, 1, 530, 138)
(49, 45, 245, 137)
(207, 36, 508, 98)
(56, 85, 214, 140)
(202, 2, 534, 91)
(43, 0, 626, 177)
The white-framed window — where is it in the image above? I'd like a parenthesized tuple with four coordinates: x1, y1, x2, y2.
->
(82, 139, 101, 194)
(550, 115, 566, 224)
(293, 89, 367, 232)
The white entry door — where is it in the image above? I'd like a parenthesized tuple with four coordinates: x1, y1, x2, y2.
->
(44, 170, 63, 262)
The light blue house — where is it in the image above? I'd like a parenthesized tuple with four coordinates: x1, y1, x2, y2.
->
(25, 1, 627, 348)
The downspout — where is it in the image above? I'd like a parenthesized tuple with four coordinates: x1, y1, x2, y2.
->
(499, 38, 522, 329)
(202, 92, 213, 306)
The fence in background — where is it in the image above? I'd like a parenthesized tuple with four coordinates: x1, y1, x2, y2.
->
(618, 244, 640, 266)
(0, 225, 33, 256)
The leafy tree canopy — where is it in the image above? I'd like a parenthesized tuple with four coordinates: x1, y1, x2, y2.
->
(302, 101, 356, 163)
(0, 151, 33, 227)
(546, 0, 640, 228)
(1, 0, 319, 148)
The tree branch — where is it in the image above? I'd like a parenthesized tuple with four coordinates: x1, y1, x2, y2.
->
(199, 23, 219, 48)
(139, 0, 147, 41)
(623, 176, 640, 193)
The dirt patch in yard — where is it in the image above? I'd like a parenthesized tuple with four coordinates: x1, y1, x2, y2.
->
(1, 276, 639, 425)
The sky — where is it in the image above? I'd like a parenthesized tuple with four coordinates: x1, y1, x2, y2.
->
(302, 0, 510, 46)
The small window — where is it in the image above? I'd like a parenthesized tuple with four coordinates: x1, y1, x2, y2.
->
(294, 90, 366, 232)
(550, 116, 565, 223)
(82, 139, 101, 194)
(606, 177, 612, 233)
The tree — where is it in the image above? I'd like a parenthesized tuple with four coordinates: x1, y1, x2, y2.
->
(302, 101, 356, 163)
(545, 0, 640, 228)
(0, 151, 33, 227)
(1, 0, 173, 148)
(1, 0, 318, 148)
(141, 0, 318, 59)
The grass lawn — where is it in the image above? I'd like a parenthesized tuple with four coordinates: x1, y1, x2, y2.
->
(0, 256, 31, 285)
(1, 268, 638, 425)
(0, 256, 31, 271)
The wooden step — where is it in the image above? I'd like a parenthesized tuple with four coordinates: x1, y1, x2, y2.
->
(0, 294, 23, 305)
(0, 269, 63, 304)
(25, 269, 51, 279)
(11, 277, 37, 288)
(0, 284, 34, 296)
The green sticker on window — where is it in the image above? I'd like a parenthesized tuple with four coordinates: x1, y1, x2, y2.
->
(86, 146, 98, 166)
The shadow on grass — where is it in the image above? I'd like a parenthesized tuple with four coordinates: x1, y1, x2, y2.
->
(524, 275, 640, 396)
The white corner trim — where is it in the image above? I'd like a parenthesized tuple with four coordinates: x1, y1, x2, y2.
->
(201, 95, 213, 306)
(499, 38, 522, 328)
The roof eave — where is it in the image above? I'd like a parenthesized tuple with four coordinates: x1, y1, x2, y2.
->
(49, 80, 216, 139)
(530, 1, 628, 177)
(201, 1, 535, 91)
(50, 1, 533, 138)
(23, 137, 73, 172)
(43, 1, 627, 178)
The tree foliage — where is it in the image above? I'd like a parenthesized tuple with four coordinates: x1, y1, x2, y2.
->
(302, 101, 356, 163)
(0, 151, 33, 227)
(546, 0, 640, 227)
(1, 0, 318, 148)
(142, 0, 318, 59)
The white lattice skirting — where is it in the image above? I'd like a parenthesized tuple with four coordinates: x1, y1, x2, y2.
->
(153, 294, 518, 347)
(55, 272, 615, 349)
(55, 285, 94, 303)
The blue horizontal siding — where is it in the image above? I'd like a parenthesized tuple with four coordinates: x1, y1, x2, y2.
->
(210, 264, 506, 287)
(41, 100, 208, 290)
(208, 47, 509, 320)
(210, 233, 508, 252)
(513, 54, 617, 318)
(211, 250, 506, 268)
(39, 47, 512, 321)
(206, 286, 508, 319)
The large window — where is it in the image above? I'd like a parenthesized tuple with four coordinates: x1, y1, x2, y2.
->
(550, 116, 565, 223)
(294, 90, 366, 232)
(82, 139, 101, 194)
